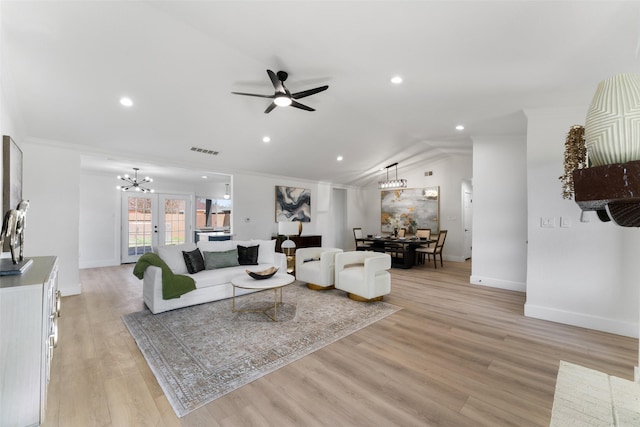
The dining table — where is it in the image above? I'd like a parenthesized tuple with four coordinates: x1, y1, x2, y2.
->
(356, 235, 433, 269)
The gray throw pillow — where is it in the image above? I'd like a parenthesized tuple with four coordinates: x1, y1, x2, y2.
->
(203, 249, 240, 269)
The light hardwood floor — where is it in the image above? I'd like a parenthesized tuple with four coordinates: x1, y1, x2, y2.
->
(43, 260, 638, 426)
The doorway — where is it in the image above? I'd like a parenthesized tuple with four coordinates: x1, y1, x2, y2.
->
(462, 180, 473, 260)
(121, 193, 192, 263)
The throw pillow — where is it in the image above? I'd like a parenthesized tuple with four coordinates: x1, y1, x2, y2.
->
(250, 239, 276, 264)
(237, 244, 259, 265)
(157, 243, 196, 274)
(203, 249, 240, 269)
(182, 249, 205, 274)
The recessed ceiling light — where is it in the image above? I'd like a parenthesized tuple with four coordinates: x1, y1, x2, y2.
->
(120, 97, 133, 107)
(337, 156, 343, 161)
(262, 136, 271, 143)
(456, 125, 465, 131)
(201, 175, 208, 179)
(390, 76, 403, 84)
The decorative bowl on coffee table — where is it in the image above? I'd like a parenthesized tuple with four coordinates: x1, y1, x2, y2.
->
(247, 266, 279, 280)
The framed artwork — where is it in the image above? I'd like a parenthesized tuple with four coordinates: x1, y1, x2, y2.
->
(2, 135, 22, 216)
(381, 187, 439, 234)
(275, 186, 311, 222)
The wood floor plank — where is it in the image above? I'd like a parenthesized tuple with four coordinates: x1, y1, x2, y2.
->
(43, 260, 638, 426)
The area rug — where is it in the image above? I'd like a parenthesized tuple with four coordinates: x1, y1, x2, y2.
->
(550, 361, 640, 426)
(122, 281, 401, 417)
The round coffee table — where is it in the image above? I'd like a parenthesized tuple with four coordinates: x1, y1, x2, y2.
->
(231, 273, 295, 321)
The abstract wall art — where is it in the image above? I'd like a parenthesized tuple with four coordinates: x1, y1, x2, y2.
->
(275, 186, 311, 223)
(380, 187, 439, 234)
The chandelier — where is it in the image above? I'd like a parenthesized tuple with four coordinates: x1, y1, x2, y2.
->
(117, 168, 154, 193)
(378, 162, 407, 189)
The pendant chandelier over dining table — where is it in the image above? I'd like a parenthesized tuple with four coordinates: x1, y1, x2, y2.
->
(117, 167, 154, 193)
(378, 162, 407, 189)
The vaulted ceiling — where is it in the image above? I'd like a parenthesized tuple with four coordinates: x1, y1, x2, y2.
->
(2, 1, 640, 187)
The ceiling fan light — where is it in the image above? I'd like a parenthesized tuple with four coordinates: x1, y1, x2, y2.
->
(274, 95, 292, 107)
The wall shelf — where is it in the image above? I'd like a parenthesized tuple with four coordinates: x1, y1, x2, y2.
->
(573, 160, 640, 226)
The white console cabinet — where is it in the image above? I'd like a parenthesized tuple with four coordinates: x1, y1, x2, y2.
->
(0, 256, 59, 427)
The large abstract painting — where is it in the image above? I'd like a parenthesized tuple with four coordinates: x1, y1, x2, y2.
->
(381, 187, 439, 234)
(275, 186, 311, 222)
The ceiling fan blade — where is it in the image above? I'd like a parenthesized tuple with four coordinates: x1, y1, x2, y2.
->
(267, 69, 285, 93)
(290, 100, 315, 112)
(264, 102, 277, 114)
(231, 91, 274, 99)
(291, 85, 329, 99)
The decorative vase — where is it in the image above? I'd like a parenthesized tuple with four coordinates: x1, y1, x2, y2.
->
(393, 228, 398, 237)
(585, 73, 640, 166)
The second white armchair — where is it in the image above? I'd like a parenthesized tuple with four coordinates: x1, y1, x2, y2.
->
(295, 247, 343, 290)
(335, 251, 391, 302)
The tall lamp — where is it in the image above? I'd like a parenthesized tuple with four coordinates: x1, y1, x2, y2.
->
(278, 221, 299, 273)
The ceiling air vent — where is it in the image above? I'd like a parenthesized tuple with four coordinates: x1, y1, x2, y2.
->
(190, 147, 219, 156)
(424, 171, 433, 176)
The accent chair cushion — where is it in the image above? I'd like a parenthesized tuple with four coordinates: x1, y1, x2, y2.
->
(203, 249, 240, 270)
(182, 249, 205, 274)
(237, 244, 259, 265)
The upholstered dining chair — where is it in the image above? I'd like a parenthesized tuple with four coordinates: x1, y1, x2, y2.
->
(414, 228, 432, 264)
(415, 230, 448, 268)
(295, 247, 343, 290)
(415, 228, 431, 239)
(335, 251, 391, 301)
(353, 227, 373, 251)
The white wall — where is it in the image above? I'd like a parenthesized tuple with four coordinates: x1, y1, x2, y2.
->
(524, 107, 638, 338)
(22, 142, 81, 296)
(79, 172, 121, 268)
(471, 135, 528, 291)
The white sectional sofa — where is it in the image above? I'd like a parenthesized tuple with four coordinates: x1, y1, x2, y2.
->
(142, 239, 287, 314)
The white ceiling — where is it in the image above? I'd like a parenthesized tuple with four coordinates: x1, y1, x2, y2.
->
(2, 1, 640, 187)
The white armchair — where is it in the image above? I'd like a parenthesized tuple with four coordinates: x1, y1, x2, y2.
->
(335, 251, 391, 302)
(295, 247, 344, 290)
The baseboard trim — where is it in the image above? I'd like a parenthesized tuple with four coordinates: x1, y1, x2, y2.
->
(60, 282, 82, 297)
(470, 275, 525, 292)
(524, 303, 638, 338)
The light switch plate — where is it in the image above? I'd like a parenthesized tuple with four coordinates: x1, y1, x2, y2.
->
(540, 217, 555, 228)
(560, 217, 571, 228)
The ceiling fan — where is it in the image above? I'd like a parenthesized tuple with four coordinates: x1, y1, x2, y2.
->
(231, 70, 329, 113)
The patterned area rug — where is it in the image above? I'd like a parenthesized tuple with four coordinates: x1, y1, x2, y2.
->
(122, 281, 401, 417)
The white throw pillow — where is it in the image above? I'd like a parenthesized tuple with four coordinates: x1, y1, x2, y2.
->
(250, 239, 276, 264)
(157, 243, 197, 274)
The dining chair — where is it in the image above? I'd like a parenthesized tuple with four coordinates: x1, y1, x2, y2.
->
(415, 230, 447, 268)
(353, 227, 373, 251)
(414, 229, 431, 264)
(416, 228, 431, 239)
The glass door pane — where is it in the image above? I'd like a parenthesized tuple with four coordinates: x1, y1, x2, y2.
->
(160, 196, 189, 246)
(122, 193, 155, 263)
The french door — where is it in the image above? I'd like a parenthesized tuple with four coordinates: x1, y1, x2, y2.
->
(121, 193, 192, 263)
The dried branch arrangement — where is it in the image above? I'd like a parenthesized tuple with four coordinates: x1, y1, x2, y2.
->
(559, 125, 588, 199)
